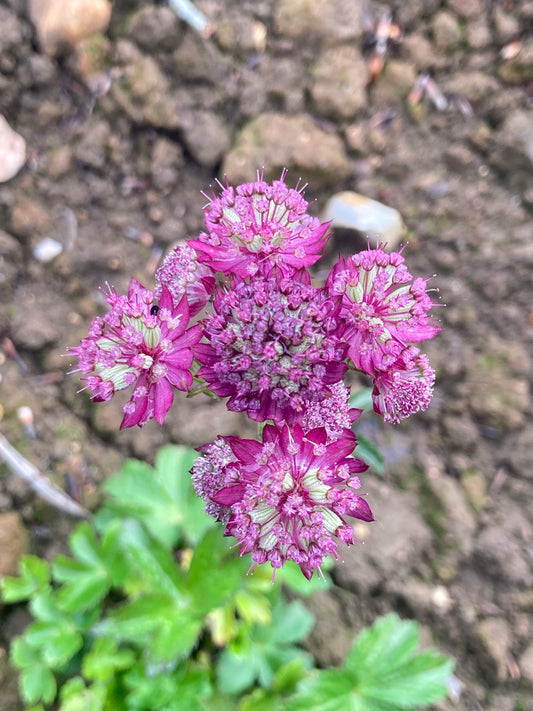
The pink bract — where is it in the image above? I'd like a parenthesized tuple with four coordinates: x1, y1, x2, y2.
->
(188, 171, 331, 278)
(69, 278, 202, 428)
(372, 346, 435, 424)
(210, 423, 372, 579)
(327, 246, 441, 375)
(155, 242, 215, 316)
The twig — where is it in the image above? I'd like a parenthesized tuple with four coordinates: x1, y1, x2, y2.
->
(168, 0, 215, 37)
(0, 432, 91, 519)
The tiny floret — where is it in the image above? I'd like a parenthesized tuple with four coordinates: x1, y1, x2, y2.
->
(195, 267, 348, 424)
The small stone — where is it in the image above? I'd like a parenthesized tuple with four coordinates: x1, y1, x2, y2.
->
(69, 33, 111, 91)
(322, 191, 405, 249)
(33, 236, 63, 262)
(498, 39, 533, 85)
(492, 5, 520, 44)
(371, 61, 417, 107)
(445, 0, 483, 19)
(401, 33, 437, 70)
(466, 17, 491, 49)
(474, 524, 532, 587)
(0, 7, 22, 57)
(275, 0, 365, 44)
(27, 53, 57, 87)
(473, 618, 512, 683)
(47, 144, 73, 179)
(432, 11, 463, 50)
(111, 54, 180, 130)
(216, 12, 267, 55)
(74, 118, 110, 169)
(29, 0, 112, 56)
(311, 45, 367, 119)
(222, 112, 351, 190)
(0, 115, 26, 183)
(10, 198, 50, 240)
(460, 470, 487, 512)
(0, 512, 28, 577)
(0, 230, 22, 298)
(519, 642, 533, 689)
(126, 6, 180, 52)
(443, 71, 499, 104)
(180, 111, 230, 168)
(150, 137, 183, 193)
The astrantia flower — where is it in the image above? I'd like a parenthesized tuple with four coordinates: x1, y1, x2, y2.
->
(69, 278, 202, 428)
(301, 382, 362, 442)
(155, 242, 215, 315)
(211, 423, 373, 580)
(188, 171, 331, 278)
(327, 246, 440, 374)
(191, 438, 237, 524)
(195, 267, 348, 424)
(372, 346, 435, 424)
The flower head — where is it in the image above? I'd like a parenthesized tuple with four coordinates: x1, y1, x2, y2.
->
(301, 381, 362, 442)
(195, 267, 348, 424)
(155, 242, 215, 316)
(191, 438, 237, 524)
(69, 278, 202, 428)
(211, 423, 372, 579)
(327, 246, 440, 374)
(372, 347, 435, 423)
(188, 171, 331, 277)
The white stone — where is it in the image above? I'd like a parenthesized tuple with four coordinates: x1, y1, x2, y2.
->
(29, 0, 112, 56)
(33, 236, 63, 262)
(322, 191, 406, 249)
(0, 115, 26, 183)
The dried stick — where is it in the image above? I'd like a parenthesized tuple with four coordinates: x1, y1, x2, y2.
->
(0, 432, 90, 519)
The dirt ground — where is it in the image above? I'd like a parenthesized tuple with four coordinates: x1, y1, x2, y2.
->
(1, 0, 532, 709)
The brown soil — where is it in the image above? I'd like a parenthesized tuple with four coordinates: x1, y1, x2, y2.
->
(1, 1, 532, 709)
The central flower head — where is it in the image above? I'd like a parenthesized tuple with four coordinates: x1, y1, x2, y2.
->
(195, 267, 348, 424)
(208, 423, 373, 579)
(188, 171, 331, 277)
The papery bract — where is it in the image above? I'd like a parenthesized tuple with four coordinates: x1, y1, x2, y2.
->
(209, 423, 372, 579)
(327, 246, 440, 375)
(188, 171, 331, 277)
(155, 242, 215, 316)
(68, 278, 202, 428)
(372, 347, 435, 424)
(195, 267, 348, 425)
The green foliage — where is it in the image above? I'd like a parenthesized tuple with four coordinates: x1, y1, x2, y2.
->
(349, 389, 385, 474)
(284, 613, 454, 711)
(1, 445, 453, 711)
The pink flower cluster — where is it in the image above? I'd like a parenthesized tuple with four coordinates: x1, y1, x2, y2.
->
(69, 172, 441, 579)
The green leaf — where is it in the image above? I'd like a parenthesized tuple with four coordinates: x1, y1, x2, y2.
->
(216, 600, 314, 695)
(102, 445, 212, 549)
(1, 555, 50, 603)
(82, 638, 136, 683)
(59, 677, 106, 711)
(276, 559, 333, 596)
(355, 435, 384, 475)
(20, 664, 57, 705)
(187, 527, 245, 614)
(286, 614, 454, 711)
(349, 388, 374, 411)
